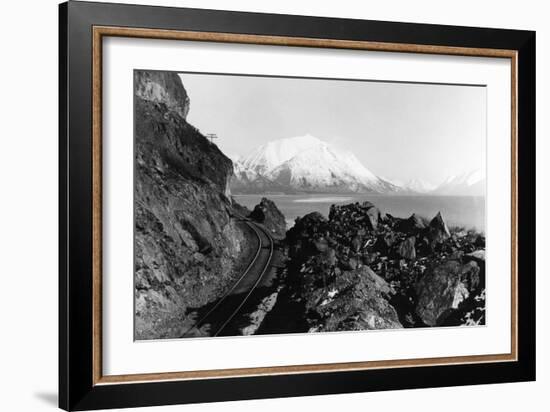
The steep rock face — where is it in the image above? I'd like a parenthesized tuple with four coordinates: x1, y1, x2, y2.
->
(134, 71, 245, 339)
(135, 71, 190, 119)
(249, 197, 287, 239)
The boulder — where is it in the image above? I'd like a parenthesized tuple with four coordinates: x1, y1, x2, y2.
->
(295, 211, 327, 228)
(313, 237, 329, 253)
(348, 257, 359, 270)
(396, 213, 426, 234)
(460, 261, 481, 292)
(315, 266, 402, 331)
(326, 248, 337, 267)
(249, 197, 287, 239)
(328, 201, 380, 231)
(474, 235, 486, 248)
(361, 252, 378, 265)
(426, 212, 451, 244)
(415, 260, 481, 326)
(351, 236, 362, 252)
(397, 236, 416, 260)
(374, 231, 398, 255)
(465, 249, 485, 263)
(285, 212, 329, 259)
(364, 203, 381, 231)
(383, 213, 398, 227)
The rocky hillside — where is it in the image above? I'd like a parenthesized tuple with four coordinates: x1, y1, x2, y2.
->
(134, 71, 249, 339)
(285, 201, 486, 332)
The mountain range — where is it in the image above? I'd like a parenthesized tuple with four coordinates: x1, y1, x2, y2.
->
(385, 178, 436, 194)
(230, 134, 485, 196)
(430, 169, 486, 196)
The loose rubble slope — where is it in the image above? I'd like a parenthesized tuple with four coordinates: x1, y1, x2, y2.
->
(285, 201, 486, 332)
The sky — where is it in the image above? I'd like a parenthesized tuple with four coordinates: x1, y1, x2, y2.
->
(179, 72, 486, 187)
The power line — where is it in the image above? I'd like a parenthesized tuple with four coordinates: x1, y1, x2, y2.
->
(206, 133, 218, 144)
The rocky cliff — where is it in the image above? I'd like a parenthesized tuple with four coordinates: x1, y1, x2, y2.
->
(134, 70, 248, 339)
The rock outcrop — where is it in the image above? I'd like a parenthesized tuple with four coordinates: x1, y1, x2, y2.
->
(305, 266, 402, 332)
(135, 71, 190, 119)
(427, 212, 451, 244)
(329, 201, 381, 231)
(134, 70, 248, 339)
(397, 236, 416, 260)
(249, 197, 287, 239)
(395, 213, 426, 234)
(415, 260, 481, 326)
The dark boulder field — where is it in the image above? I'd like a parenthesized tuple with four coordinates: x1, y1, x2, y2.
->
(282, 201, 486, 332)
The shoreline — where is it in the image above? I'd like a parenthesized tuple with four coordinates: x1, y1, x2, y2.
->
(234, 193, 486, 234)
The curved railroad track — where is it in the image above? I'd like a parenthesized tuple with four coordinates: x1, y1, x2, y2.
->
(181, 218, 274, 337)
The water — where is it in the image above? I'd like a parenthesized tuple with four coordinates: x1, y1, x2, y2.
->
(233, 194, 485, 233)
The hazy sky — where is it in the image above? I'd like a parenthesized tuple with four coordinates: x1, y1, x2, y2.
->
(179, 72, 486, 186)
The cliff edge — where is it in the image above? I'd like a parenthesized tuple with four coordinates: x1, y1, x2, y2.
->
(134, 71, 246, 339)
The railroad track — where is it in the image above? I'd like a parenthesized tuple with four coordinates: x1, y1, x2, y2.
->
(181, 218, 274, 337)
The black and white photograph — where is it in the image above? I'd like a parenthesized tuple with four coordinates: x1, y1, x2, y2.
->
(134, 70, 487, 340)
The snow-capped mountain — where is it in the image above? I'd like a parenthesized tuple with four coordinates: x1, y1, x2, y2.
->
(386, 178, 436, 194)
(239, 134, 323, 176)
(231, 134, 398, 194)
(432, 169, 485, 196)
(403, 178, 436, 193)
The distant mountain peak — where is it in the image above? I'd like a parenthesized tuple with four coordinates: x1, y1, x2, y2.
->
(432, 169, 485, 196)
(286, 133, 322, 144)
(232, 135, 398, 194)
(400, 178, 436, 193)
(241, 134, 325, 173)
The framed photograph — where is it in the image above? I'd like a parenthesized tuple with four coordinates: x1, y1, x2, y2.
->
(59, 1, 536, 410)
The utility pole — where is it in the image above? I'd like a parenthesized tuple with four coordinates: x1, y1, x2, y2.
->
(206, 133, 218, 144)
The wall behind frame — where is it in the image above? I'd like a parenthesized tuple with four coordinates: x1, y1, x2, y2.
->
(0, 0, 546, 411)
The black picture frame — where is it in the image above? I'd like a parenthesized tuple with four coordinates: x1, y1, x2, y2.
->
(59, 1, 536, 410)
